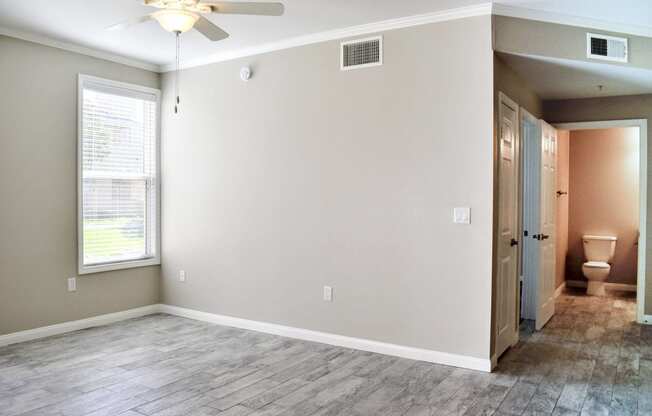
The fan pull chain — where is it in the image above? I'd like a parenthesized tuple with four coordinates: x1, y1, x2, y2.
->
(174, 31, 181, 114)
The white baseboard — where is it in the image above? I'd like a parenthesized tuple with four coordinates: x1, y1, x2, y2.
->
(0, 303, 492, 372)
(159, 304, 492, 373)
(565, 280, 637, 292)
(0, 305, 160, 347)
(554, 282, 566, 298)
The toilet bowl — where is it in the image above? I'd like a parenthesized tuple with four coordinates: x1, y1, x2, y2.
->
(581, 235, 617, 296)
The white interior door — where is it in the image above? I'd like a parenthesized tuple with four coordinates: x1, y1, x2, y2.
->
(495, 92, 520, 359)
(536, 121, 557, 330)
(521, 110, 541, 322)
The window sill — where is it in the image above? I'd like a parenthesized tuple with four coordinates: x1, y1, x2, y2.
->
(78, 256, 161, 275)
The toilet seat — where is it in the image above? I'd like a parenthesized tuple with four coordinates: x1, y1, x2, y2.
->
(583, 261, 610, 269)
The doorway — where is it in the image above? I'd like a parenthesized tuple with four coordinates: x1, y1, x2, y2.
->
(554, 120, 648, 324)
(520, 112, 557, 331)
(493, 101, 650, 364)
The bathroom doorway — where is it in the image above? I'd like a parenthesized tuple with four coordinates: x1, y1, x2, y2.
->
(554, 120, 648, 324)
(520, 119, 648, 328)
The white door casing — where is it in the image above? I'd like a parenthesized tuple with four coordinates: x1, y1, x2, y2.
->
(537, 121, 557, 330)
(495, 92, 520, 359)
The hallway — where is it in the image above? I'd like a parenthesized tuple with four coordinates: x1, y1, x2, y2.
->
(494, 289, 649, 415)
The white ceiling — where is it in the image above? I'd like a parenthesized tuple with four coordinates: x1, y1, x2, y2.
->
(0, 0, 483, 70)
(498, 52, 652, 100)
(0, 1, 651, 71)
(493, 0, 652, 36)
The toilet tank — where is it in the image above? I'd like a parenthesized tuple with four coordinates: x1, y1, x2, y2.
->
(582, 235, 617, 262)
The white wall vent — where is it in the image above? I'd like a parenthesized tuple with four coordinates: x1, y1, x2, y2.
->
(587, 33, 628, 63)
(341, 36, 382, 70)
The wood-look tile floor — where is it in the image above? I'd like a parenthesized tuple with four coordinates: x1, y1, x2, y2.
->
(1, 289, 650, 415)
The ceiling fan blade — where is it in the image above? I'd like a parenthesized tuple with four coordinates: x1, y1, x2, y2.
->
(194, 16, 230, 41)
(107, 14, 154, 31)
(204, 2, 285, 16)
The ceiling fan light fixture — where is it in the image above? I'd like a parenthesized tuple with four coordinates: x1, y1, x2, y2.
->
(153, 9, 199, 33)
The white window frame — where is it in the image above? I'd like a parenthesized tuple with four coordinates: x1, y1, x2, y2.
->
(77, 74, 161, 275)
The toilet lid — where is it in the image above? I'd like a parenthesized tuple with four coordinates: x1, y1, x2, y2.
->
(584, 261, 610, 269)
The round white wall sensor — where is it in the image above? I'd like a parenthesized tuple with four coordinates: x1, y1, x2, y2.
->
(240, 67, 252, 81)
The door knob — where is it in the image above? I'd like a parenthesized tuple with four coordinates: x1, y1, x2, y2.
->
(510, 238, 519, 247)
(541, 234, 550, 240)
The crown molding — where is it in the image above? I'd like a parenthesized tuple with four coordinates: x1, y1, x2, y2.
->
(0, 26, 161, 72)
(161, 2, 493, 72)
(492, 3, 652, 39)
(5, 2, 650, 75)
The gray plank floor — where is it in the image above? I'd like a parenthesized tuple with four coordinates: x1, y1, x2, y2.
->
(0, 289, 650, 415)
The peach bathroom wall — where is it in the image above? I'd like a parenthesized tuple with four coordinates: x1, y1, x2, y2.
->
(566, 127, 639, 285)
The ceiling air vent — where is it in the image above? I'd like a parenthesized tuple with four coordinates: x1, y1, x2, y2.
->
(587, 33, 628, 63)
(341, 36, 382, 70)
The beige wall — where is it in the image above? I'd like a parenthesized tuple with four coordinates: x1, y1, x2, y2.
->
(556, 130, 570, 289)
(0, 36, 161, 335)
(494, 53, 543, 118)
(543, 95, 652, 313)
(161, 16, 495, 360)
(565, 128, 639, 284)
(494, 16, 652, 72)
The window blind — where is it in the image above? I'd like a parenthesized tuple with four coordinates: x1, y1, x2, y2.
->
(80, 78, 158, 269)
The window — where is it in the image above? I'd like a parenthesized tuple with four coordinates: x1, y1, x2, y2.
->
(78, 75, 160, 274)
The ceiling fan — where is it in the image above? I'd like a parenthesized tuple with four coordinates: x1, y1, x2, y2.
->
(108, 0, 285, 113)
(109, 0, 284, 41)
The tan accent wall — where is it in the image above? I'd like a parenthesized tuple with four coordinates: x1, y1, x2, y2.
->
(161, 16, 495, 360)
(556, 130, 570, 289)
(543, 95, 651, 313)
(493, 15, 652, 72)
(0, 35, 161, 335)
(494, 54, 543, 118)
(565, 128, 639, 285)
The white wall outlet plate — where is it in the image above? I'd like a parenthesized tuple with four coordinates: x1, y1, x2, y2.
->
(453, 207, 471, 224)
(179, 270, 186, 282)
(323, 286, 333, 302)
(67, 277, 77, 292)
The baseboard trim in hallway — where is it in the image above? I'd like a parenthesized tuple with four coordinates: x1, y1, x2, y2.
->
(565, 280, 637, 292)
(159, 304, 492, 373)
(0, 304, 160, 347)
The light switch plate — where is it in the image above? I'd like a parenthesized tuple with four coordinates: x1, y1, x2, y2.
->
(453, 207, 471, 224)
(179, 270, 186, 282)
(323, 286, 333, 302)
(67, 277, 77, 292)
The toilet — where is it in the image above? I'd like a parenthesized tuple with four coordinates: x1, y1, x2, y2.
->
(581, 235, 617, 296)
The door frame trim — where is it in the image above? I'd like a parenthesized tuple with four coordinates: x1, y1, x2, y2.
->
(554, 119, 648, 324)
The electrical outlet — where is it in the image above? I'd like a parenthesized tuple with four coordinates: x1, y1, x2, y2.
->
(67, 277, 77, 292)
(323, 286, 333, 302)
(453, 207, 471, 224)
(179, 270, 186, 282)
